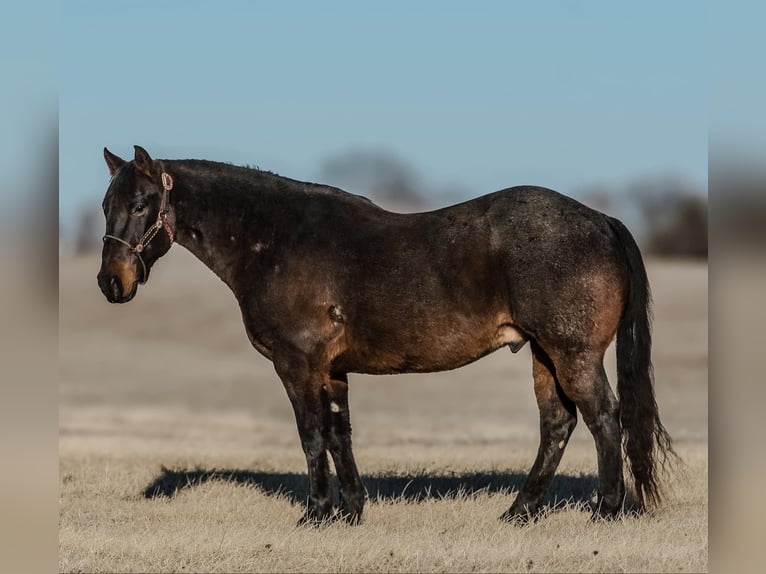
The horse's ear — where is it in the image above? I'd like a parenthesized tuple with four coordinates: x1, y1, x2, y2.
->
(103, 147, 126, 176)
(133, 145, 155, 178)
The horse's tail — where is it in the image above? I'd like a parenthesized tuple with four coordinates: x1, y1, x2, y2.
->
(608, 216, 676, 509)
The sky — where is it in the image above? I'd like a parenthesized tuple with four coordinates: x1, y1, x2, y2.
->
(58, 1, 708, 226)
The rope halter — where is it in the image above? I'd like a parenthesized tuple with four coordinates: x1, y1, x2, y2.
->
(103, 172, 175, 282)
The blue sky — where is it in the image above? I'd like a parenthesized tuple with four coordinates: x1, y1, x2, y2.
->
(59, 1, 707, 225)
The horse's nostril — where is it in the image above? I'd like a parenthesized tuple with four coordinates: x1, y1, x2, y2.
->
(109, 275, 122, 299)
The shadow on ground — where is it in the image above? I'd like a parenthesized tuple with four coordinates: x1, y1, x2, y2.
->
(143, 466, 598, 507)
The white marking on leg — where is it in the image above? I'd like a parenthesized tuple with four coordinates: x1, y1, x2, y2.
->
(330, 401, 341, 413)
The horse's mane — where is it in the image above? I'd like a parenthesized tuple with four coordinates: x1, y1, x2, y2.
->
(169, 158, 373, 204)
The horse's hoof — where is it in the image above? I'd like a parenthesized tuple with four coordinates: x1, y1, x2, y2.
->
(332, 509, 362, 525)
(297, 511, 331, 528)
(296, 514, 316, 527)
(589, 508, 621, 522)
(499, 508, 536, 525)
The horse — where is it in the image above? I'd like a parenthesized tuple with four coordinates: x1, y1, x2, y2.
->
(97, 145, 674, 525)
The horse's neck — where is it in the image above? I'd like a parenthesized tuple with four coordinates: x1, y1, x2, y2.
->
(169, 161, 269, 292)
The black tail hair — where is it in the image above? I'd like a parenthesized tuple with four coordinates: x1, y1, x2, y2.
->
(608, 216, 676, 509)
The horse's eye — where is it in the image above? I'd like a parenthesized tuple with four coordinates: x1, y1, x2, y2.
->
(131, 203, 147, 216)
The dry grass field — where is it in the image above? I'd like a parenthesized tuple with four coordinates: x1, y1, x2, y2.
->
(59, 249, 707, 573)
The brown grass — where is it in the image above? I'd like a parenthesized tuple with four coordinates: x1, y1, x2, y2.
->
(59, 251, 707, 572)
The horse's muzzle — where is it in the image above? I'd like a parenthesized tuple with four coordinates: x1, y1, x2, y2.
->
(97, 271, 137, 303)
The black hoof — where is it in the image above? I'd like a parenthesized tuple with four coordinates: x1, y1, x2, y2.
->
(297, 510, 332, 527)
(334, 492, 364, 525)
(330, 509, 362, 525)
(589, 504, 622, 522)
(590, 511, 618, 523)
(500, 503, 540, 525)
(590, 493, 626, 522)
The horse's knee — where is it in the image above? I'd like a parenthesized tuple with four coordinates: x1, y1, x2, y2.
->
(299, 427, 326, 457)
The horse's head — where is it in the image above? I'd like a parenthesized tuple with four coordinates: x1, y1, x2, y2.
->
(97, 145, 175, 303)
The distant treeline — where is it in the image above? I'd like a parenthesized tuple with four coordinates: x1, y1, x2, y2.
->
(580, 178, 707, 260)
(711, 165, 766, 253)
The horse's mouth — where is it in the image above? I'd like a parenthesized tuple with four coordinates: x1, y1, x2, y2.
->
(98, 272, 140, 304)
(110, 283, 138, 303)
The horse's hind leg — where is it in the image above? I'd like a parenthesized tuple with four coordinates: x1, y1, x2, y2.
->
(552, 350, 625, 518)
(324, 373, 365, 524)
(501, 341, 577, 522)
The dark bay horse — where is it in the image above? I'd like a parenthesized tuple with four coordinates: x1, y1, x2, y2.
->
(97, 145, 674, 525)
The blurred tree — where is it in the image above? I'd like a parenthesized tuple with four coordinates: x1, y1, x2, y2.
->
(578, 184, 614, 214)
(629, 178, 708, 259)
(319, 148, 426, 211)
(645, 194, 707, 259)
(74, 206, 101, 254)
(711, 164, 766, 248)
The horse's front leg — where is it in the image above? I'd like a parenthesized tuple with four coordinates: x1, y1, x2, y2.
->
(324, 373, 365, 524)
(273, 352, 333, 525)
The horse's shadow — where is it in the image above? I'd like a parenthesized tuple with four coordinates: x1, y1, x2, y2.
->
(142, 466, 599, 510)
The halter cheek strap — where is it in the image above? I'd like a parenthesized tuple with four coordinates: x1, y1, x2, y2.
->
(103, 172, 175, 282)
